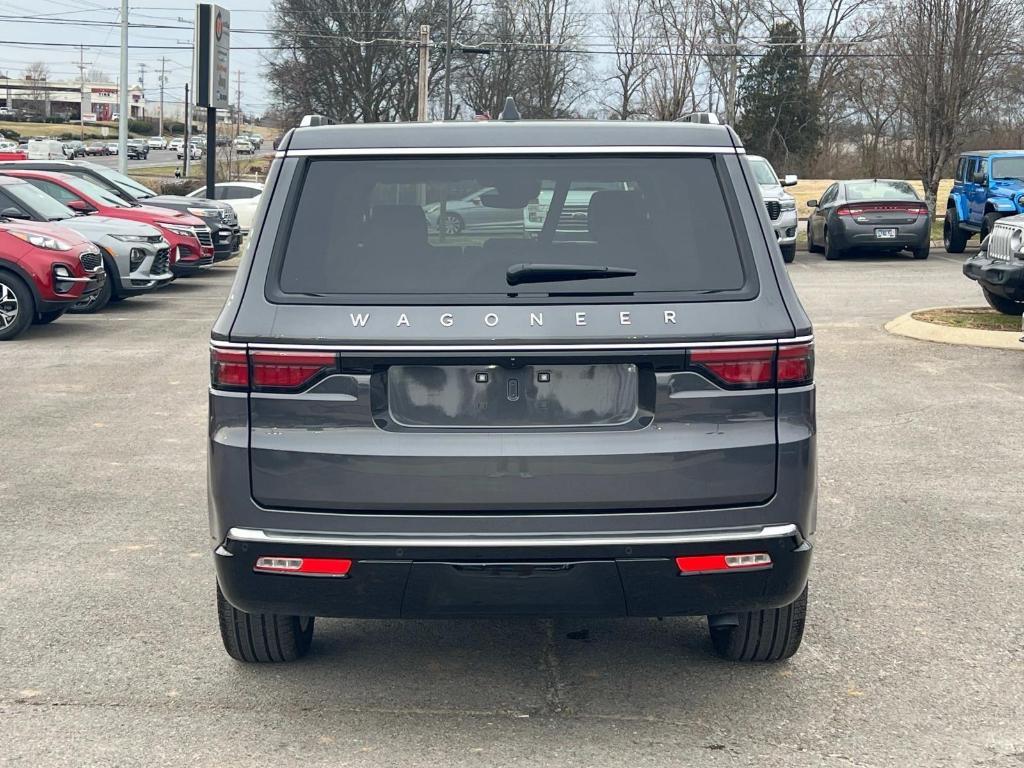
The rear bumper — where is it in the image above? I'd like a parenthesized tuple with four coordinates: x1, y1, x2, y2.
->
(215, 524, 811, 618)
(832, 217, 930, 249)
(963, 255, 1024, 300)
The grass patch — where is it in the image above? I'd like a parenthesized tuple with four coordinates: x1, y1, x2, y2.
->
(912, 307, 1021, 331)
(0, 120, 141, 140)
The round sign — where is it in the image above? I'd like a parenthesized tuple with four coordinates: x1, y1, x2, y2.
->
(215, 11, 224, 40)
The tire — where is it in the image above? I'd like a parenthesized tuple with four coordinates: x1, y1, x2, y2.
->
(983, 287, 1024, 316)
(216, 582, 314, 663)
(69, 274, 112, 314)
(807, 222, 823, 253)
(35, 309, 66, 325)
(943, 209, 968, 253)
(911, 241, 930, 260)
(823, 228, 843, 260)
(0, 271, 35, 341)
(709, 585, 808, 662)
(780, 243, 796, 263)
(440, 212, 465, 235)
(981, 212, 1003, 242)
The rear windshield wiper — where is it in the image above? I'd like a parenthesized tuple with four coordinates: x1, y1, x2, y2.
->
(506, 263, 637, 286)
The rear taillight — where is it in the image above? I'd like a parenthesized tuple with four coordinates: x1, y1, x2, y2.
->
(777, 342, 814, 386)
(688, 346, 774, 388)
(250, 351, 338, 389)
(254, 556, 352, 577)
(676, 552, 772, 574)
(210, 348, 249, 390)
(837, 203, 927, 217)
(687, 342, 813, 389)
(210, 346, 338, 392)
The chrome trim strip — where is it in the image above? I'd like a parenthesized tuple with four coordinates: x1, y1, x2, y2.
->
(226, 523, 800, 549)
(227, 335, 813, 353)
(283, 145, 740, 158)
(210, 339, 248, 349)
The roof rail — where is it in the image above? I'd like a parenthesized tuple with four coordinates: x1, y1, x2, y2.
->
(299, 114, 336, 128)
(676, 112, 721, 125)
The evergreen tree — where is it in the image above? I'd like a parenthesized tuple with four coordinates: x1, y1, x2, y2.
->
(736, 22, 820, 171)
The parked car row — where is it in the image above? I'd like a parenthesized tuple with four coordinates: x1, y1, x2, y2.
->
(0, 160, 262, 340)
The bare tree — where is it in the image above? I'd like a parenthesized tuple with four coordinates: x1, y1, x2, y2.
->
(845, 51, 902, 177)
(267, 0, 470, 124)
(456, 0, 526, 118)
(704, 0, 763, 124)
(517, 0, 589, 118)
(601, 0, 654, 119)
(642, 0, 706, 121)
(86, 68, 110, 83)
(23, 62, 50, 113)
(888, 0, 1019, 209)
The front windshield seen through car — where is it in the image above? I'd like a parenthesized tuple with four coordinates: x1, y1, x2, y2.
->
(96, 167, 157, 199)
(748, 157, 779, 186)
(69, 176, 131, 208)
(991, 157, 1024, 180)
(7, 181, 74, 220)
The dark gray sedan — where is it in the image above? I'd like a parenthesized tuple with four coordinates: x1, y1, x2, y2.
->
(806, 179, 931, 260)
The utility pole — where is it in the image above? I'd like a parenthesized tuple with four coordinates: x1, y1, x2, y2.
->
(417, 24, 430, 122)
(118, 0, 128, 173)
(443, 0, 452, 119)
(158, 57, 166, 138)
(77, 44, 86, 140)
(235, 68, 241, 137)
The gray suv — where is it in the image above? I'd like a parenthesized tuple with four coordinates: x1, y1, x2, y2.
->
(209, 119, 816, 664)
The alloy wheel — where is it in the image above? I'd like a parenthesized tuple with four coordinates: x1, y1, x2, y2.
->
(0, 281, 19, 330)
(441, 214, 464, 235)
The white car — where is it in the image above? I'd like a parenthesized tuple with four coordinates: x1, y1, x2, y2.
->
(187, 181, 263, 234)
(178, 143, 203, 161)
(105, 142, 119, 155)
(233, 138, 254, 155)
(0, 139, 19, 152)
(147, 136, 168, 150)
(168, 137, 184, 151)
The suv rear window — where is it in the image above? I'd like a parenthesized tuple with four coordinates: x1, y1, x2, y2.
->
(272, 155, 753, 303)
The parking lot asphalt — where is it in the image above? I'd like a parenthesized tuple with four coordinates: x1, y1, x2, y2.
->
(2, 248, 1022, 767)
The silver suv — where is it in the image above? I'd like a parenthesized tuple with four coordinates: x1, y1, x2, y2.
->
(748, 155, 799, 263)
(209, 118, 816, 664)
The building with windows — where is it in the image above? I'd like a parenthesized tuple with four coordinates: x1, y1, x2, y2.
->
(0, 75, 146, 120)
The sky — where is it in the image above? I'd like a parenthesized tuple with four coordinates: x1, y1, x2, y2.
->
(0, 0, 277, 116)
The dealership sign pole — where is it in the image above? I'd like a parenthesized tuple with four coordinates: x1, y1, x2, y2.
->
(195, 3, 230, 200)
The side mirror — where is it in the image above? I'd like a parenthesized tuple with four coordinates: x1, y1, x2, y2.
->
(0, 206, 29, 219)
(972, 170, 987, 185)
(781, 174, 799, 187)
(66, 200, 94, 213)
(806, 199, 818, 208)
(470, 197, 482, 207)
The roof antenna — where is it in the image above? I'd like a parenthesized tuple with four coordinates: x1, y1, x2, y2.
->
(499, 97, 521, 121)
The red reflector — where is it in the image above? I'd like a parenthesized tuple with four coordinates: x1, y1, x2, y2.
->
(250, 351, 337, 390)
(676, 553, 772, 574)
(778, 342, 814, 386)
(210, 348, 249, 389)
(254, 556, 352, 577)
(689, 346, 774, 387)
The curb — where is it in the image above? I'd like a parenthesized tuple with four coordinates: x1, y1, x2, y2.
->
(885, 308, 1023, 351)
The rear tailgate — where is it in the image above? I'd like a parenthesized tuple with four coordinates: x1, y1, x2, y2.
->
(246, 338, 796, 513)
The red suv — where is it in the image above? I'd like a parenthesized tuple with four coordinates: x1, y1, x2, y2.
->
(0, 170, 214, 275)
(0, 216, 106, 340)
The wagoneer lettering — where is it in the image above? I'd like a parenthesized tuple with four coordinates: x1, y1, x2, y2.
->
(209, 119, 816, 664)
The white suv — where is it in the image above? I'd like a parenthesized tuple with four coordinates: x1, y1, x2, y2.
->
(747, 155, 799, 263)
(147, 136, 168, 150)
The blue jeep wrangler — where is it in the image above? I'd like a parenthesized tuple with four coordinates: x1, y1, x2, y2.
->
(943, 150, 1024, 253)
